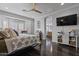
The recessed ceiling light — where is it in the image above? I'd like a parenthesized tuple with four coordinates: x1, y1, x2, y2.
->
(61, 3, 64, 5)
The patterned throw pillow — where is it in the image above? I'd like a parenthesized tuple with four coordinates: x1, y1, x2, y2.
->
(4, 31, 11, 38)
(4, 28, 17, 38)
(0, 31, 10, 39)
(0, 35, 2, 39)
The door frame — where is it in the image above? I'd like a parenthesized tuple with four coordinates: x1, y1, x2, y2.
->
(44, 16, 52, 39)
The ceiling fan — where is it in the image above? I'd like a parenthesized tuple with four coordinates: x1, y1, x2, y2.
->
(22, 3, 42, 13)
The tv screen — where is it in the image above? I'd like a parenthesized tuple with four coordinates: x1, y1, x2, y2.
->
(56, 14, 77, 26)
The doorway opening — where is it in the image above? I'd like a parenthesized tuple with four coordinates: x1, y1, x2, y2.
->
(44, 16, 52, 40)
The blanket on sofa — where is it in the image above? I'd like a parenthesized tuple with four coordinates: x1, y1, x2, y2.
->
(0, 39, 8, 53)
(5, 34, 40, 54)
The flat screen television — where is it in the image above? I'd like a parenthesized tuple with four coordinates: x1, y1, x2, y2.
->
(56, 14, 77, 26)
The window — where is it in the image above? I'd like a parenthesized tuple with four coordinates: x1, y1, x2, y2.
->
(18, 21, 25, 33)
(9, 19, 18, 30)
(25, 20, 34, 34)
(0, 20, 2, 30)
(3, 20, 9, 29)
(0, 20, 2, 28)
(1, 16, 34, 34)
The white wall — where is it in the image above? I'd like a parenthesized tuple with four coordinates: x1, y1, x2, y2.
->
(50, 6, 79, 44)
(34, 5, 79, 44)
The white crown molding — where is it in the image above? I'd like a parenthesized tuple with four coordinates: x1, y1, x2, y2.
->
(0, 9, 34, 20)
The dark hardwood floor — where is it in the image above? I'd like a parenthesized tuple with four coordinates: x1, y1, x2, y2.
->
(7, 38, 79, 56)
(41, 38, 79, 56)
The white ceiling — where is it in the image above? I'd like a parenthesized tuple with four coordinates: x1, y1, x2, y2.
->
(0, 3, 78, 18)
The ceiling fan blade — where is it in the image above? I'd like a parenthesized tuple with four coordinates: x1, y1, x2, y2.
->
(32, 3, 36, 9)
(33, 9, 42, 13)
(22, 9, 32, 12)
(22, 3, 42, 14)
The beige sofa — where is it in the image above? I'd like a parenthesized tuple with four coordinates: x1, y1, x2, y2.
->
(0, 28, 40, 54)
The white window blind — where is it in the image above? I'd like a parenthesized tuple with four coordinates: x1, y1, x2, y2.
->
(3, 20, 9, 29)
(9, 19, 18, 30)
(18, 21, 25, 33)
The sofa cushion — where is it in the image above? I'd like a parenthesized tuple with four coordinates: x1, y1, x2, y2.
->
(4, 28, 17, 38)
(0, 31, 10, 39)
(4, 31, 11, 38)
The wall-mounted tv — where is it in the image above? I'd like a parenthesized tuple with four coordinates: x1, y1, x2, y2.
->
(56, 14, 77, 26)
